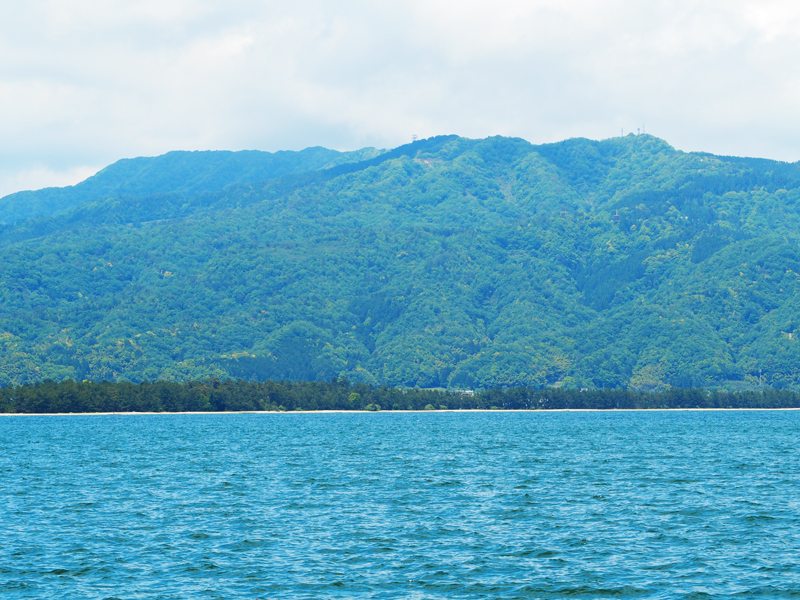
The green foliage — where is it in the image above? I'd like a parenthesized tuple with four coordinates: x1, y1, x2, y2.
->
(0, 146, 384, 224)
(1, 134, 800, 390)
(2, 378, 799, 413)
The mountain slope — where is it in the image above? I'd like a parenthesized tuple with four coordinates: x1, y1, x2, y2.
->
(0, 146, 384, 224)
(1, 134, 799, 390)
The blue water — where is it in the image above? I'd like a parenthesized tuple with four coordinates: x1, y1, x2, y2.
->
(2, 411, 799, 599)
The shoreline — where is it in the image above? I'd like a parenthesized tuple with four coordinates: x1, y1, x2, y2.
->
(3, 407, 800, 416)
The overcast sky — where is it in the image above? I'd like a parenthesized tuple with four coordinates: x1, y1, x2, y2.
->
(1, 0, 799, 196)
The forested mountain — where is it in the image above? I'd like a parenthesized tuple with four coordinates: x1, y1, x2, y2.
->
(0, 146, 384, 224)
(1, 133, 799, 391)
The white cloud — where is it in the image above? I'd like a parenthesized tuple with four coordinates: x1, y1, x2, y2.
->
(0, 165, 100, 198)
(1, 0, 799, 195)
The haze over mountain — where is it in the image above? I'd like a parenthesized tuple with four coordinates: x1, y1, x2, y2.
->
(1, 134, 799, 391)
(0, 146, 384, 225)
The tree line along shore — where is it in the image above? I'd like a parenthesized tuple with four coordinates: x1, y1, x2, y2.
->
(1, 378, 799, 414)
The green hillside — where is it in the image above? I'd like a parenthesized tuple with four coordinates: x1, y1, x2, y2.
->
(0, 146, 384, 224)
(1, 134, 799, 391)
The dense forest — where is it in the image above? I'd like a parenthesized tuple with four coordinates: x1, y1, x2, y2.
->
(0, 146, 384, 225)
(1, 134, 800, 391)
(2, 378, 799, 413)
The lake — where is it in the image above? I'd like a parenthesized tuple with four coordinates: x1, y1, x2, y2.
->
(2, 410, 799, 598)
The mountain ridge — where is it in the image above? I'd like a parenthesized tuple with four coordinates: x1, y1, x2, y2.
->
(1, 134, 799, 391)
(0, 145, 386, 225)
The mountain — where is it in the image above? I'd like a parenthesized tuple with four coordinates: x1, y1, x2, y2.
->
(0, 146, 384, 224)
(1, 134, 799, 391)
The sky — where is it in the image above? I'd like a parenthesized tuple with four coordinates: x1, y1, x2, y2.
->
(1, 0, 800, 197)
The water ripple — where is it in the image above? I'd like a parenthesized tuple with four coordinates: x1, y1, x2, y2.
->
(1, 411, 799, 598)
